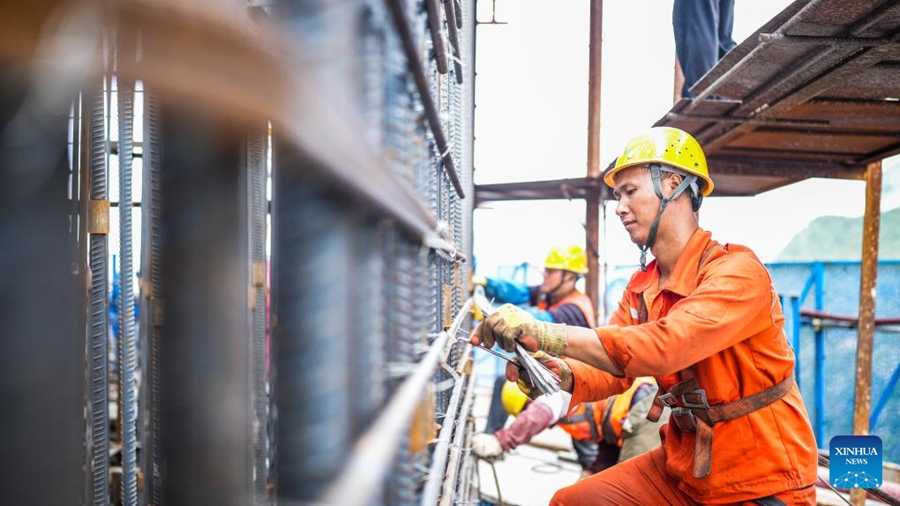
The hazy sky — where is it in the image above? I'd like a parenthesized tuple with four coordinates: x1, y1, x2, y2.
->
(471, 0, 900, 275)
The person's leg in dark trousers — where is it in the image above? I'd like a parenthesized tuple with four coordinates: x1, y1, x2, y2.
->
(673, 0, 735, 98)
(484, 375, 509, 433)
(717, 0, 736, 58)
(572, 437, 600, 472)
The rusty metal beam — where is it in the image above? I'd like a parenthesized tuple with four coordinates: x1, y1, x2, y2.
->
(585, 0, 603, 323)
(758, 32, 900, 48)
(697, 3, 900, 152)
(474, 177, 604, 205)
(714, 147, 861, 163)
(665, 112, 829, 128)
(709, 157, 866, 179)
(705, 38, 900, 152)
(856, 140, 900, 166)
(850, 160, 882, 506)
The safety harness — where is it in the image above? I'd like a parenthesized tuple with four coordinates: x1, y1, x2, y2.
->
(559, 381, 656, 445)
(639, 164, 703, 271)
(560, 403, 601, 441)
(639, 241, 796, 479)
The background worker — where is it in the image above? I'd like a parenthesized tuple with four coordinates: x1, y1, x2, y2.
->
(476, 244, 596, 435)
(473, 127, 819, 505)
(471, 378, 667, 479)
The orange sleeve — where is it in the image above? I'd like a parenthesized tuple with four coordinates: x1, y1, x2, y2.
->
(565, 357, 632, 410)
(599, 253, 776, 377)
(605, 292, 634, 327)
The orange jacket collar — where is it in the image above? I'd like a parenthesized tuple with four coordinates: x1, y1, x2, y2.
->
(626, 228, 713, 297)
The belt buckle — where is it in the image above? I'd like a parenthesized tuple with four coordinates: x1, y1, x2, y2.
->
(672, 407, 698, 432)
(681, 389, 709, 409)
(658, 392, 678, 407)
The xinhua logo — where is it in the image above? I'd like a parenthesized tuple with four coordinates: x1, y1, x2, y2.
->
(829, 435, 882, 489)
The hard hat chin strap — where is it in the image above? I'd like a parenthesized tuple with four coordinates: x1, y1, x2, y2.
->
(638, 164, 699, 271)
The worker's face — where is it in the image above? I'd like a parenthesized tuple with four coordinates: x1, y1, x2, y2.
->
(540, 268, 570, 295)
(612, 166, 665, 245)
(541, 269, 563, 293)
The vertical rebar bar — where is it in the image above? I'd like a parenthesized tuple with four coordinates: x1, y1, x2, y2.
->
(352, 220, 387, 437)
(384, 234, 424, 505)
(273, 143, 351, 501)
(0, 63, 85, 506)
(248, 122, 269, 506)
(89, 77, 110, 506)
(143, 83, 165, 506)
(117, 73, 139, 506)
(158, 103, 252, 506)
(356, 0, 389, 442)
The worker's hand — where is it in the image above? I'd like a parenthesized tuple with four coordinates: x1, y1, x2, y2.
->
(471, 433, 504, 460)
(506, 351, 573, 399)
(471, 303, 567, 355)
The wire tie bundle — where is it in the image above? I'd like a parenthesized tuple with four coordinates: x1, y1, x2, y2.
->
(514, 343, 561, 395)
(469, 291, 562, 395)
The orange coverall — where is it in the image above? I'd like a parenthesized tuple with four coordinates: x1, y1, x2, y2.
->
(553, 229, 818, 505)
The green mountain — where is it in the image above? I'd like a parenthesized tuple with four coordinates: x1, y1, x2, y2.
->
(776, 207, 900, 261)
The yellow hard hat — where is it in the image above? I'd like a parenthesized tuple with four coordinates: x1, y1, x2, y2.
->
(544, 245, 588, 275)
(501, 380, 529, 417)
(604, 127, 714, 196)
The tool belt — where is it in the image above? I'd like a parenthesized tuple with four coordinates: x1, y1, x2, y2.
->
(646, 369, 795, 479)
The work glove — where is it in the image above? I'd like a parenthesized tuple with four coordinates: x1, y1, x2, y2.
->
(471, 433, 504, 459)
(507, 351, 573, 399)
(473, 303, 567, 355)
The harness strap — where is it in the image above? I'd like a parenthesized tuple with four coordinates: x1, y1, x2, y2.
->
(638, 239, 795, 478)
(676, 373, 795, 478)
(585, 403, 600, 441)
(563, 403, 600, 441)
(638, 165, 698, 271)
(601, 399, 619, 446)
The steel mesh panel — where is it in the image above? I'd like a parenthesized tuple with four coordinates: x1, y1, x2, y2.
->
(351, 220, 388, 438)
(360, 0, 387, 152)
(274, 181, 351, 501)
(383, 28, 416, 190)
(769, 261, 900, 462)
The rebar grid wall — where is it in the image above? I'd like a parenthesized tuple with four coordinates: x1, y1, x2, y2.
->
(0, 0, 475, 505)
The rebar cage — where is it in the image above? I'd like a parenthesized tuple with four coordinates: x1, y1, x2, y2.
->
(0, 0, 477, 505)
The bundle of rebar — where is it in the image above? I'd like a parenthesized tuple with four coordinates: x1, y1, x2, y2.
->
(471, 288, 561, 396)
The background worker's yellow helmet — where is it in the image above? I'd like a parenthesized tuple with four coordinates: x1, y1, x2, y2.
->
(501, 380, 529, 416)
(544, 244, 588, 274)
(603, 126, 714, 196)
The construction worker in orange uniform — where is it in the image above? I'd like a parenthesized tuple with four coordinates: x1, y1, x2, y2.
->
(472, 378, 667, 479)
(472, 127, 819, 505)
(475, 244, 596, 330)
(476, 245, 597, 450)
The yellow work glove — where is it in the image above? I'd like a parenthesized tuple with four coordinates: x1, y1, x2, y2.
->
(474, 303, 567, 355)
(508, 351, 573, 399)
